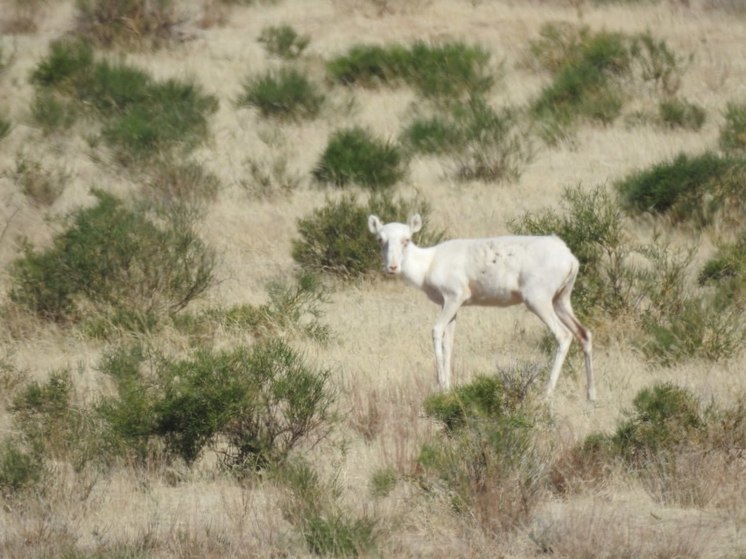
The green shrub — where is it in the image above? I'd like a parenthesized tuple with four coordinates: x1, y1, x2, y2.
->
(526, 22, 584, 74)
(369, 467, 397, 498)
(11, 370, 98, 468)
(418, 372, 545, 532)
(613, 383, 704, 463)
(275, 459, 379, 557)
(31, 39, 218, 163)
(719, 100, 746, 152)
(327, 40, 492, 100)
(96, 345, 160, 462)
(531, 28, 630, 141)
(658, 97, 705, 130)
(30, 38, 94, 89)
(102, 78, 217, 162)
(238, 67, 324, 120)
(632, 240, 743, 363)
(699, 230, 746, 307)
(563, 385, 745, 506)
(400, 114, 461, 155)
(0, 439, 43, 496)
(258, 24, 310, 59)
(30, 92, 78, 133)
(615, 152, 746, 225)
(529, 26, 683, 142)
(510, 185, 630, 318)
(640, 299, 744, 363)
(303, 513, 377, 557)
(75, 0, 177, 48)
(404, 40, 493, 99)
(100, 341, 337, 468)
(313, 127, 404, 190)
(637, 242, 744, 363)
(402, 98, 532, 183)
(292, 191, 443, 279)
(177, 271, 331, 343)
(631, 32, 683, 96)
(9, 191, 215, 332)
(223, 272, 330, 342)
(452, 99, 531, 183)
(327, 43, 409, 88)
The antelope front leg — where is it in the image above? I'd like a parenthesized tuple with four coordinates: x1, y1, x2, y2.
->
(432, 299, 462, 391)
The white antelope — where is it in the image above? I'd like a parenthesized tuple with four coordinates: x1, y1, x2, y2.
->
(368, 214, 595, 401)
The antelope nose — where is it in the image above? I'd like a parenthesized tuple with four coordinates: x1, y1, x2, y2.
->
(387, 264, 399, 273)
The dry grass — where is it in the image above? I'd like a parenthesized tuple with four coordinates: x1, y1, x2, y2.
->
(0, 0, 745, 557)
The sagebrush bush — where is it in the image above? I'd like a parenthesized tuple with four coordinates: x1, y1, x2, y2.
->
(258, 24, 310, 59)
(275, 459, 379, 557)
(176, 271, 330, 343)
(419, 371, 546, 533)
(327, 40, 492, 100)
(99, 340, 337, 469)
(719, 100, 746, 152)
(31, 38, 218, 163)
(75, 0, 177, 48)
(0, 439, 43, 496)
(699, 230, 746, 308)
(292, 191, 443, 279)
(637, 242, 743, 364)
(530, 26, 630, 141)
(510, 185, 630, 319)
(11, 370, 99, 468)
(556, 383, 744, 506)
(9, 190, 215, 332)
(631, 32, 683, 96)
(403, 97, 532, 183)
(313, 127, 405, 190)
(238, 67, 324, 120)
(613, 383, 704, 463)
(529, 25, 683, 142)
(30, 92, 77, 134)
(658, 97, 705, 130)
(615, 152, 746, 226)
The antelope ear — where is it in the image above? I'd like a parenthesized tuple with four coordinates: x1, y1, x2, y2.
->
(409, 214, 423, 234)
(368, 215, 383, 234)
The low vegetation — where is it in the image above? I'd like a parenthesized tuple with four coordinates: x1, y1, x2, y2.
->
(512, 183, 745, 362)
(100, 339, 336, 469)
(313, 127, 405, 190)
(1, 2, 744, 557)
(30, 38, 218, 163)
(9, 190, 215, 334)
(238, 67, 325, 120)
(74, 0, 178, 48)
(327, 40, 493, 100)
(719, 100, 746, 152)
(402, 97, 532, 183)
(258, 24, 310, 59)
(528, 24, 684, 142)
(615, 151, 746, 226)
(292, 191, 443, 279)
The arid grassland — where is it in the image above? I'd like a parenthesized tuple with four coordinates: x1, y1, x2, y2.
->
(0, 0, 745, 557)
